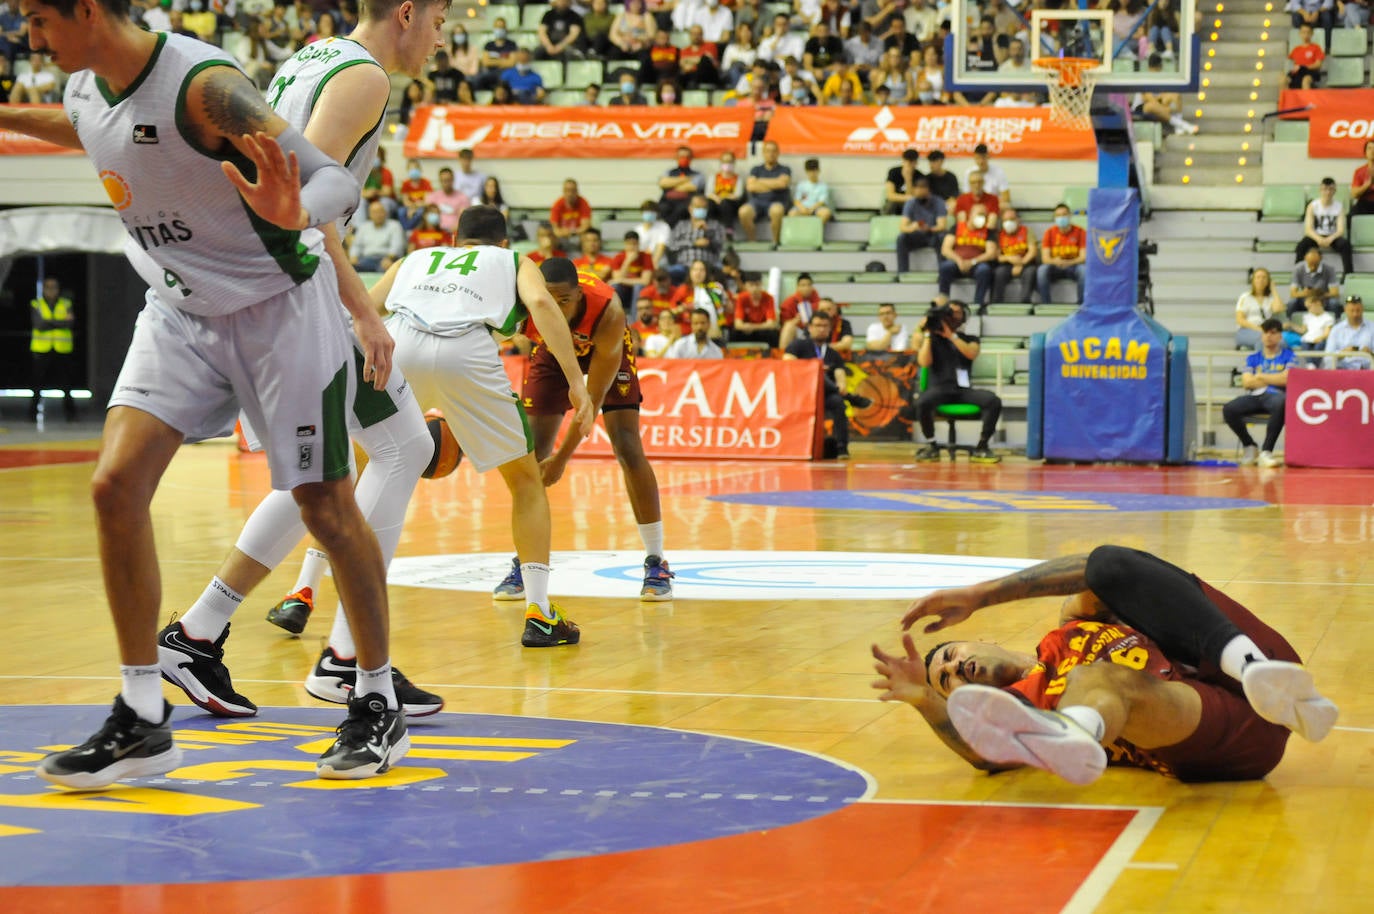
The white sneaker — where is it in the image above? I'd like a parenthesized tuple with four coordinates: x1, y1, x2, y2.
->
(1239, 445, 1259, 466)
(946, 685, 1107, 785)
(1241, 660, 1339, 742)
(1258, 450, 1283, 468)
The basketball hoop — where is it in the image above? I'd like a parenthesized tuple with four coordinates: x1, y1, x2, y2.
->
(1033, 57, 1101, 131)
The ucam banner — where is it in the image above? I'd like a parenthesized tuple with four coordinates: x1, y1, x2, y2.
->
(765, 105, 1097, 158)
(1038, 188, 1171, 462)
(502, 356, 825, 459)
(1285, 369, 1374, 468)
(0, 105, 83, 156)
(404, 105, 753, 159)
(1275, 89, 1374, 157)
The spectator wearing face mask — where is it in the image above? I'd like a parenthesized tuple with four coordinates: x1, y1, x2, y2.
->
(475, 18, 519, 90)
(938, 204, 998, 309)
(408, 205, 454, 252)
(634, 199, 672, 266)
(449, 25, 481, 76)
(667, 195, 727, 277)
(398, 159, 432, 206)
(952, 170, 1000, 229)
(658, 145, 706, 226)
(608, 74, 650, 105)
(1037, 203, 1088, 304)
(990, 207, 1037, 306)
(501, 47, 547, 104)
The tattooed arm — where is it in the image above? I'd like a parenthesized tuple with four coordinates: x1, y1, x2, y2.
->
(901, 554, 1099, 634)
(183, 66, 358, 231)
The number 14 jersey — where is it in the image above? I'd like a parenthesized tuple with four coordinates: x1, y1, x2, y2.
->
(384, 245, 526, 338)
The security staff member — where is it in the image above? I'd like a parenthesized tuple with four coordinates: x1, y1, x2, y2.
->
(30, 276, 76, 421)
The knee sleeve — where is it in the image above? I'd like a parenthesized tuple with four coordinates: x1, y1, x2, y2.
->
(235, 488, 309, 569)
(350, 405, 430, 568)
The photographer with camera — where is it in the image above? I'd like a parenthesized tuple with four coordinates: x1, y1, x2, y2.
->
(783, 310, 872, 460)
(913, 300, 1003, 464)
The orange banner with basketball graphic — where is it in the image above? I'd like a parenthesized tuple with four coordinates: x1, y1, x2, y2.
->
(1277, 89, 1374, 157)
(0, 105, 83, 155)
(502, 356, 824, 459)
(405, 105, 753, 159)
(765, 105, 1097, 158)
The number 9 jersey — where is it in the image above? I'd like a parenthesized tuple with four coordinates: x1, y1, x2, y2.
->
(384, 245, 527, 338)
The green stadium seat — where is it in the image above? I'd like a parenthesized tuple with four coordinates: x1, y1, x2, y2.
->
(1342, 274, 1374, 301)
(512, 30, 540, 50)
(1352, 218, 1374, 250)
(546, 89, 584, 106)
(681, 89, 711, 106)
(1261, 185, 1307, 222)
(809, 271, 854, 282)
(1325, 57, 1365, 88)
(565, 60, 605, 88)
(521, 4, 549, 29)
(1063, 186, 1091, 214)
(853, 271, 897, 283)
(733, 240, 776, 252)
(1273, 120, 1309, 143)
(1329, 26, 1367, 56)
(486, 4, 520, 28)
(529, 60, 563, 89)
(778, 216, 824, 250)
(1134, 120, 1163, 149)
(473, 89, 494, 105)
(865, 215, 903, 250)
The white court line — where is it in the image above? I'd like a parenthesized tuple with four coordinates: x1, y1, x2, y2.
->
(1061, 806, 1165, 914)
(1123, 861, 1180, 870)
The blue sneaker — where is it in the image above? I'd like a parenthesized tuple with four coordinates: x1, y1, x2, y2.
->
(641, 555, 674, 601)
(494, 556, 525, 601)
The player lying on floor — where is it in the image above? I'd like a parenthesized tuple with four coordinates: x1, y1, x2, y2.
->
(871, 546, 1338, 784)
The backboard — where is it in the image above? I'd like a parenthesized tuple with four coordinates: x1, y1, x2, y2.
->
(947, 0, 1200, 94)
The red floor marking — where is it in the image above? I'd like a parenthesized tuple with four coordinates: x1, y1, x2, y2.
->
(1, 802, 1137, 914)
(0, 449, 96, 469)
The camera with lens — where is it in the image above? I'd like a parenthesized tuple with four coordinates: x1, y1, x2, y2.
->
(924, 303, 957, 334)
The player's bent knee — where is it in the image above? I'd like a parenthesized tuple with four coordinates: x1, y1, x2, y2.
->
(1084, 544, 1139, 596)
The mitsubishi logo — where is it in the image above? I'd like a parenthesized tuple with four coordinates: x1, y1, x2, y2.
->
(846, 107, 911, 143)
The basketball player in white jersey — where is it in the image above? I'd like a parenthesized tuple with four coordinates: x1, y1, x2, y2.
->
(375, 204, 595, 646)
(156, 0, 451, 720)
(6, 0, 405, 785)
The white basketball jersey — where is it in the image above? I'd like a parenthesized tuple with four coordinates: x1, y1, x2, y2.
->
(64, 33, 324, 317)
(386, 246, 526, 337)
(267, 37, 385, 233)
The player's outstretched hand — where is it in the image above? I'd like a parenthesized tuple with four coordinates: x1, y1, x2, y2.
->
(871, 634, 932, 706)
(539, 453, 569, 487)
(222, 131, 306, 231)
(568, 385, 595, 442)
(901, 586, 980, 634)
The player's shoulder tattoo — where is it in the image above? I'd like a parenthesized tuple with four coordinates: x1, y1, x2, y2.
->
(200, 67, 273, 139)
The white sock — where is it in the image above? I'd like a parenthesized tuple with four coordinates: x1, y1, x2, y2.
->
(121, 665, 165, 723)
(1219, 634, 1267, 682)
(356, 663, 397, 710)
(327, 606, 357, 660)
(523, 562, 552, 618)
(1060, 705, 1107, 742)
(179, 577, 244, 642)
(293, 548, 330, 595)
(639, 521, 664, 559)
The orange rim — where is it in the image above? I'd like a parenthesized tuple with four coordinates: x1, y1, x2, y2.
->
(1032, 56, 1100, 87)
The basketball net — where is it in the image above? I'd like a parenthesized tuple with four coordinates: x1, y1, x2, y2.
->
(1033, 57, 1100, 131)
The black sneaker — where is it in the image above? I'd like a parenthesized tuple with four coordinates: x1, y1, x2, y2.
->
(970, 445, 1002, 464)
(303, 647, 445, 718)
(37, 695, 183, 790)
(915, 443, 942, 462)
(157, 621, 257, 717)
(266, 587, 314, 635)
(316, 692, 410, 780)
(521, 602, 581, 647)
(493, 556, 525, 601)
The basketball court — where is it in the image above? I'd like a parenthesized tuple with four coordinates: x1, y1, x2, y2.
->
(0, 433, 1367, 914)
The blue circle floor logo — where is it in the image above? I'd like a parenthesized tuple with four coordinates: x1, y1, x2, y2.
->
(0, 706, 869, 887)
(386, 551, 1039, 600)
(707, 489, 1269, 513)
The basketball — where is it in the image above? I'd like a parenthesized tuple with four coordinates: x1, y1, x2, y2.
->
(422, 410, 462, 479)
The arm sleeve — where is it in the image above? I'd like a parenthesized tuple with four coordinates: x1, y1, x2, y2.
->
(274, 125, 361, 229)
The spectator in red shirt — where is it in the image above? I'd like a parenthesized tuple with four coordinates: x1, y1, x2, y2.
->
(938, 204, 997, 308)
(573, 227, 614, 281)
(526, 222, 566, 265)
(732, 271, 779, 347)
(642, 28, 680, 86)
(549, 179, 593, 246)
(1351, 140, 1374, 216)
(407, 205, 453, 252)
(991, 206, 1038, 306)
(1287, 23, 1324, 89)
(1036, 204, 1088, 304)
(611, 230, 656, 314)
(398, 158, 432, 206)
(953, 171, 1000, 228)
(778, 272, 821, 349)
(707, 149, 744, 231)
(679, 24, 721, 88)
(636, 267, 677, 327)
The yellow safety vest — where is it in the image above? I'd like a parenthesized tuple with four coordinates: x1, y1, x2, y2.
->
(30, 297, 74, 354)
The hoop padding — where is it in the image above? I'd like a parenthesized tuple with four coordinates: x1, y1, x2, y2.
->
(1033, 57, 1100, 131)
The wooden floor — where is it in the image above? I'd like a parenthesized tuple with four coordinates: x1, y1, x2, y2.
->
(0, 424, 1370, 913)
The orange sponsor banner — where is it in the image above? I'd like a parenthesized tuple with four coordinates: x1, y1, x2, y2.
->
(1276, 89, 1374, 157)
(404, 104, 753, 159)
(765, 105, 1097, 158)
(502, 356, 824, 459)
(0, 105, 82, 155)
